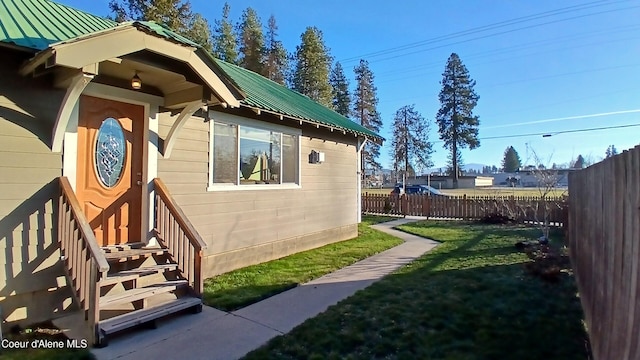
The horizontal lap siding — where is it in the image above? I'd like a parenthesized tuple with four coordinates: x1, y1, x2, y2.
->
(0, 52, 68, 329)
(157, 114, 358, 276)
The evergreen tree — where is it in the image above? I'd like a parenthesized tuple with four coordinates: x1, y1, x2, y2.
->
(446, 150, 464, 177)
(436, 53, 480, 188)
(184, 13, 212, 51)
(264, 15, 288, 84)
(353, 59, 383, 171)
(605, 145, 618, 158)
(573, 154, 585, 169)
(329, 62, 351, 117)
(291, 27, 333, 107)
(501, 146, 521, 172)
(390, 105, 433, 181)
(491, 165, 498, 173)
(212, 3, 238, 63)
(109, 0, 193, 35)
(237, 8, 266, 74)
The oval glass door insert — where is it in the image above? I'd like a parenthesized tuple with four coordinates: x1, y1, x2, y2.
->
(95, 118, 126, 187)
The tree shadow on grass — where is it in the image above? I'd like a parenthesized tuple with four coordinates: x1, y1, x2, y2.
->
(244, 262, 589, 360)
(244, 221, 589, 360)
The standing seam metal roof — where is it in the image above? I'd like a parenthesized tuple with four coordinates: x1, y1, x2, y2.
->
(215, 60, 382, 140)
(0, 0, 383, 141)
(0, 0, 116, 50)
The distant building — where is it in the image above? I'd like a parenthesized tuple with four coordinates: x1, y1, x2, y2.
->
(492, 169, 576, 187)
(407, 175, 494, 189)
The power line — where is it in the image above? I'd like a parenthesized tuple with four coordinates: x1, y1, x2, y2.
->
(377, 62, 640, 107)
(373, 24, 640, 81)
(358, 4, 640, 65)
(479, 123, 640, 141)
(339, 0, 619, 62)
(339, 0, 634, 64)
(484, 109, 640, 130)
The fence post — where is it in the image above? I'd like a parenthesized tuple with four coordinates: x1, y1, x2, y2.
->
(401, 194, 408, 216)
(463, 194, 467, 220)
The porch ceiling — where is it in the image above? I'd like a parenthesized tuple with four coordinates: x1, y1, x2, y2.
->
(19, 24, 241, 109)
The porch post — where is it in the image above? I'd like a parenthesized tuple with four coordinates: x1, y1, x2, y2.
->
(357, 137, 367, 223)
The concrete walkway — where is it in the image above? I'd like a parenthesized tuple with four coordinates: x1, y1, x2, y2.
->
(92, 217, 438, 360)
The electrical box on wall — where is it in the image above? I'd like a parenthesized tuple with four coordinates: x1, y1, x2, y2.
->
(309, 150, 325, 164)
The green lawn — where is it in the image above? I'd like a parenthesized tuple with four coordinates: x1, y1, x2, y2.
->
(244, 221, 589, 360)
(203, 215, 402, 311)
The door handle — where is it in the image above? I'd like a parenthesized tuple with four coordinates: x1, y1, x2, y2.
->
(137, 180, 143, 186)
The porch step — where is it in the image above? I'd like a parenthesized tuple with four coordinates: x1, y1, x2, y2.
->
(101, 242, 145, 252)
(98, 296, 202, 336)
(100, 264, 179, 287)
(103, 247, 168, 263)
(99, 280, 187, 308)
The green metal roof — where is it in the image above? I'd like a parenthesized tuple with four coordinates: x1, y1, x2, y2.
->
(0, 0, 382, 141)
(215, 60, 382, 141)
(0, 0, 116, 50)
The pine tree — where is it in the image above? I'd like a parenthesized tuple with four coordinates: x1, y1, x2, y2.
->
(353, 59, 383, 171)
(109, 0, 193, 35)
(329, 62, 351, 117)
(390, 105, 433, 180)
(436, 53, 480, 189)
(264, 15, 288, 84)
(446, 150, 464, 177)
(291, 27, 333, 107)
(501, 146, 521, 172)
(184, 13, 212, 51)
(212, 3, 238, 63)
(605, 145, 618, 158)
(237, 8, 265, 74)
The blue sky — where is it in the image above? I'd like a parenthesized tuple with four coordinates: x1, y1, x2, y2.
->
(60, 0, 640, 169)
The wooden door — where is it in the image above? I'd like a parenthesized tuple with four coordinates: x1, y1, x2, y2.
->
(77, 96, 144, 246)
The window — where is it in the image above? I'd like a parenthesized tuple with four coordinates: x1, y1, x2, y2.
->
(208, 113, 300, 189)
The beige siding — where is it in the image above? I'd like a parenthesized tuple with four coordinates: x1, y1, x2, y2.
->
(157, 113, 359, 277)
(0, 51, 69, 330)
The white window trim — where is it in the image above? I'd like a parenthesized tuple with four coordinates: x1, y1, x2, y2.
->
(207, 110, 302, 191)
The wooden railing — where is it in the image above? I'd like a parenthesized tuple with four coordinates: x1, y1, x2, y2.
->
(362, 193, 568, 226)
(58, 176, 109, 345)
(153, 178, 207, 296)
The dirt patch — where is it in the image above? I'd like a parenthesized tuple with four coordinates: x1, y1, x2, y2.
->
(5, 321, 67, 342)
(517, 242, 571, 283)
(479, 213, 515, 224)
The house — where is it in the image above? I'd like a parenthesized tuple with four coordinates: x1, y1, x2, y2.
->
(0, 0, 382, 345)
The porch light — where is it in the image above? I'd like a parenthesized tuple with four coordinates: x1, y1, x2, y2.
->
(131, 72, 142, 90)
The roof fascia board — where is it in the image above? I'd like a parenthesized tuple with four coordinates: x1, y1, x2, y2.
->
(184, 51, 240, 108)
(240, 104, 383, 142)
(52, 28, 192, 68)
(19, 26, 240, 108)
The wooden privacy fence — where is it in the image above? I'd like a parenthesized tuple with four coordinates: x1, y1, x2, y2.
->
(568, 145, 640, 360)
(362, 193, 568, 226)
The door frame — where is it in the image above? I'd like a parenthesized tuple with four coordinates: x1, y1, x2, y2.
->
(62, 82, 163, 244)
